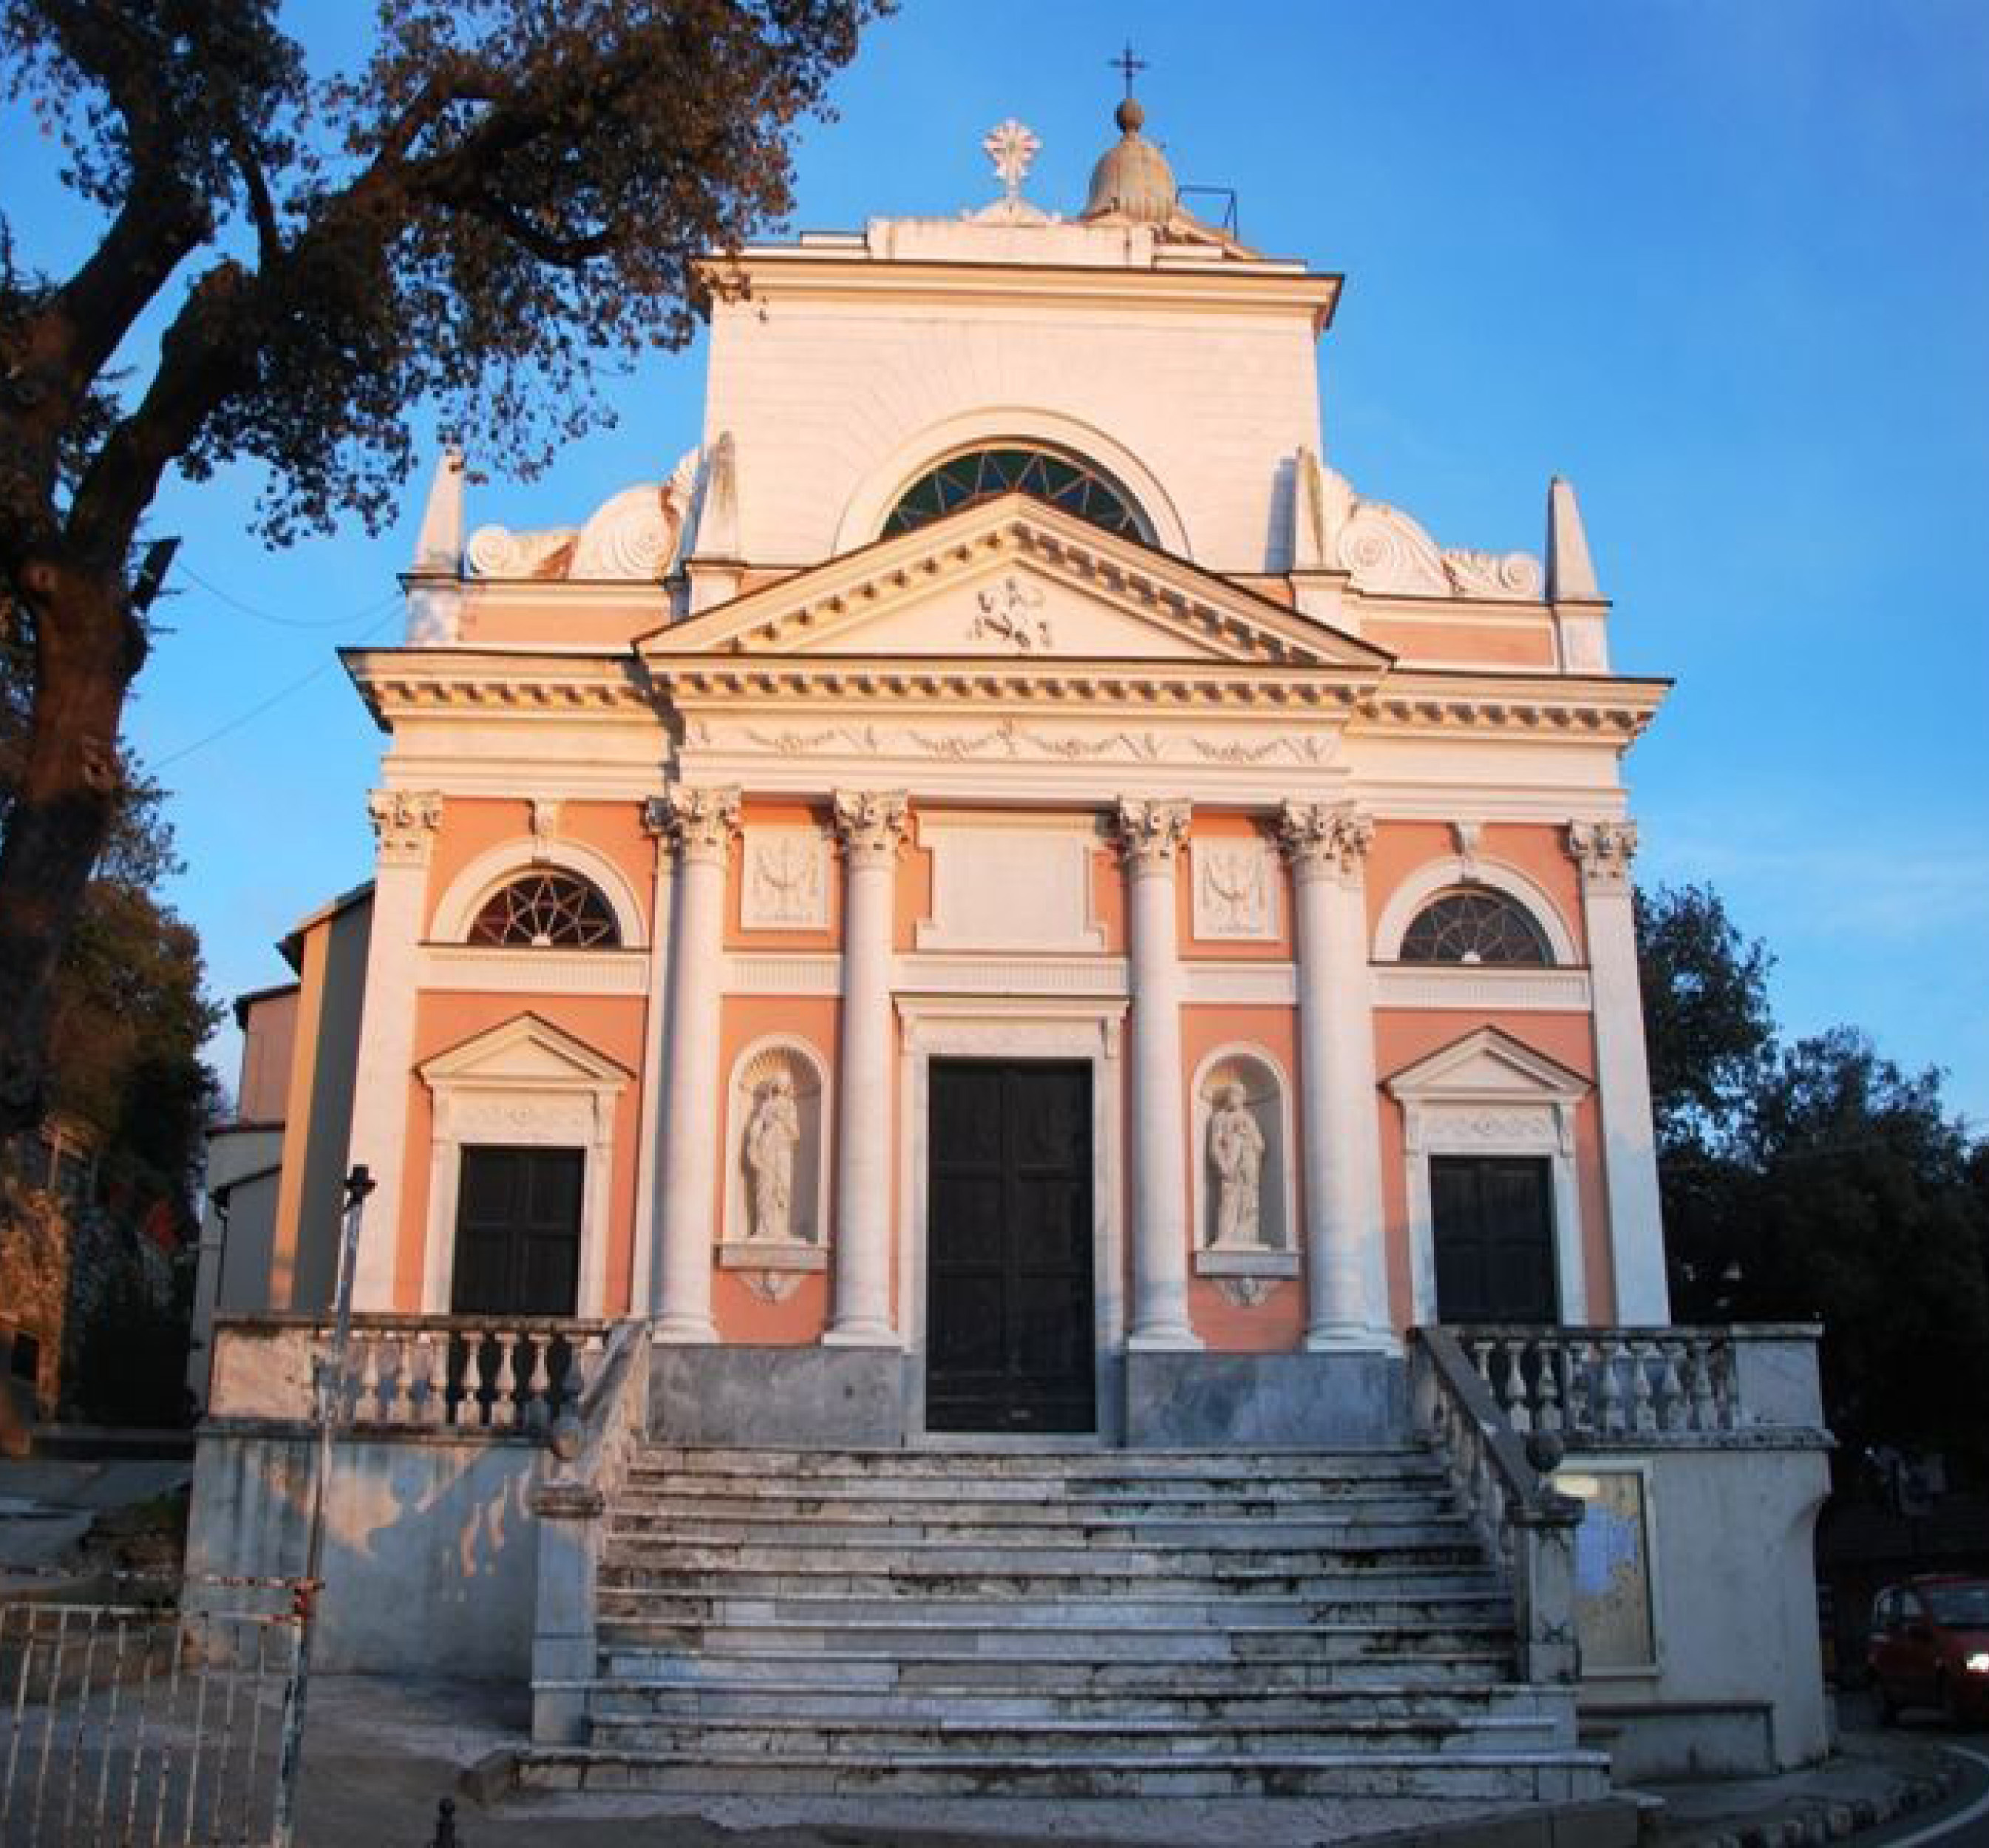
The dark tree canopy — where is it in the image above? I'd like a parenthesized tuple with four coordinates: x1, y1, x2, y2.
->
(0, 0, 884, 1129)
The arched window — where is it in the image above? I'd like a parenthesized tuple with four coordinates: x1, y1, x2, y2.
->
(882, 445, 1147, 541)
(469, 872, 620, 948)
(1399, 889, 1552, 966)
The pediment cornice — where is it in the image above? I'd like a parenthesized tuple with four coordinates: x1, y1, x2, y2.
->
(636, 493, 1393, 674)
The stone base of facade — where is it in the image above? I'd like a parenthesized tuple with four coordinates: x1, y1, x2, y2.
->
(650, 1343, 912, 1448)
(1124, 1350, 1408, 1448)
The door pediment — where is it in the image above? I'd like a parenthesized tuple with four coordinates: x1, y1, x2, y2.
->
(639, 493, 1390, 674)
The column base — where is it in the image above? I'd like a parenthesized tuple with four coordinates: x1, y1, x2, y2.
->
(1127, 1324, 1203, 1353)
(1304, 1321, 1395, 1353)
(652, 1314, 718, 1345)
(822, 1321, 900, 1348)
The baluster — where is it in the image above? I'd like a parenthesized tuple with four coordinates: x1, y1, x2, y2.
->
(356, 1337, 384, 1422)
(465, 1330, 497, 1427)
(383, 1335, 413, 1424)
(493, 1331, 524, 1430)
(1471, 1339, 1497, 1399)
(1535, 1340, 1563, 1433)
(1684, 1336, 1715, 1432)
(1563, 1339, 1592, 1436)
(413, 1331, 443, 1426)
(1501, 1338, 1531, 1434)
(1657, 1342, 1687, 1432)
(1629, 1339, 1657, 1433)
(1713, 1339, 1739, 1429)
(523, 1336, 553, 1434)
(1600, 1339, 1628, 1435)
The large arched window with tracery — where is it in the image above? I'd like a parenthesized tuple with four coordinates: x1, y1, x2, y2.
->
(881, 445, 1149, 541)
(1398, 889, 1553, 966)
(469, 872, 620, 948)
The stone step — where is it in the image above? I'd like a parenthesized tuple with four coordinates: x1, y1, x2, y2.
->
(586, 1677, 1557, 1725)
(605, 1511, 1471, 1549)
(613, 1485, 1458, 1521)
(596, 1562, 1505, 1600)
(514, 1745, 1611, 1801)
(598, 1540, 1486, 1577)
(596, 1616, 1516, 1662)
(630, 1446, 1439, 1484)
(583, 1711, 1570, 1759)
(595, 1590, 1513, 1630)
(593, 1646, 1517, 1691)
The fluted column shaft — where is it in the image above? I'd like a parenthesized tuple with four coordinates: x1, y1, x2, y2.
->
(1280, 802, 1390, 1348)
(826, 791, 910, 1345)
(653, 784, 739, 1343)
(1118, 799, 1200, 1351)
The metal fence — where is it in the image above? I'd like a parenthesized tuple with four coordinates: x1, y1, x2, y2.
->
(1, 1575, 305, 1847)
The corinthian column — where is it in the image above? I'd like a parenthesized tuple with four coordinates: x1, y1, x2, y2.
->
(1116, 798, 1200, 1351)
(653, 784, 739, 1342)
(1567, 820, 1670, 1323)
(1279, 801, 1389, 1348)
(826, 790, 910, 1345)
(347, 789, 442, 1309)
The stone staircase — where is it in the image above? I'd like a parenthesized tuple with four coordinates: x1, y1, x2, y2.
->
(520, 1443, 1610, 1799)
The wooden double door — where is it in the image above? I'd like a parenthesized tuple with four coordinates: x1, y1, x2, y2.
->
(450, 1144, 583, 1316)
(925, 1059, 1095, 1433)
(1430, 1153, 1558, 1324)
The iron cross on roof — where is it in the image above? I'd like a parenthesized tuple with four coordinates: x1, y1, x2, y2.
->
(1109, 44, 1149, 99)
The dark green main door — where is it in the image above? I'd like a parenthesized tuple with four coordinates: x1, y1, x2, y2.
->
(925, 1060, 1095, 1433)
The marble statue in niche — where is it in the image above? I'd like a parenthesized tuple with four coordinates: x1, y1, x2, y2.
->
(1208, 1082, 1266, 1249)
(743, 1073, 801, 1243)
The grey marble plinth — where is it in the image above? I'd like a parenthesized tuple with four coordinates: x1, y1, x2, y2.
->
(650, 1344, 911, 1447)
(1123, 1350, 1408, 1448)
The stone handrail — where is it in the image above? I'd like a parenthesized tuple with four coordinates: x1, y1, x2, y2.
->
(1409, 1325, 1582, 1686)
(207, 1314, 611, 1434)
(528, 1318, 650, 1745)
(1449, 1323, 1827, 1447)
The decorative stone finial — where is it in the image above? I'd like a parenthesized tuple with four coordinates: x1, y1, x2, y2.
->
(984, 119, 1040, 203)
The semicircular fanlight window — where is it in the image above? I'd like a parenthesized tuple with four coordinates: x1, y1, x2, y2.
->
(882, 446, 1147, 541)
(1398, 889, 1553, 966)
(469, 872, 620, 949)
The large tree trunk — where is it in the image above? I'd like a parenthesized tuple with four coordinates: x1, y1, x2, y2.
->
(0, 557, 141, 1135)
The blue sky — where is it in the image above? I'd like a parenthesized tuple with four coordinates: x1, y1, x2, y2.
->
(12, 2, 1988, 1126)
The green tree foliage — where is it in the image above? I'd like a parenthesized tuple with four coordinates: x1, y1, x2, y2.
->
(0, 0, 885, 1132)
(1637, 884, 1989, 1472)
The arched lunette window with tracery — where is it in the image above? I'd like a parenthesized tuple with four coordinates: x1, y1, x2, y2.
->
(881, 444, 1149, 541)
(1398, 889, 1553, 967)
(469, 872, 620, 948)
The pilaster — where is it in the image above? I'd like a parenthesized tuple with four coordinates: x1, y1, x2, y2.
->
(630, 799, 677, 1315)
(1567, 819, 1670, 1322)
(347, 789, 443, 1308)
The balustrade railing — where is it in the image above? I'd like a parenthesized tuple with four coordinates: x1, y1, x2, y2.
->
(1446, 1324, 1827, 1446)
(208, 1315, 611, 1435)
(1408, 1327, 1582, 1686)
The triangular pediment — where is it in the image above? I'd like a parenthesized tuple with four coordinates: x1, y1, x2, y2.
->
(419, 1012, 632, 1093)
(1384, 1027, 1590, 1103)
(638, 493, 1390, 673)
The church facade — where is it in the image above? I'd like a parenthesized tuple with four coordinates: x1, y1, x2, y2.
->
(214, 102, 1673, 1446)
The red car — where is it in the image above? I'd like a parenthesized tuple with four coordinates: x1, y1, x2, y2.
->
(1868, 1577, 1989, 1725)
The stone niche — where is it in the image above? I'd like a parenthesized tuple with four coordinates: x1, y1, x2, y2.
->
(720, 1039, 828, 1300)
(1191, 1049, 1298, 1305)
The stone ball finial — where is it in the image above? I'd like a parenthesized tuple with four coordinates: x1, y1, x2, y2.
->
(1115, 96, 1145, 135)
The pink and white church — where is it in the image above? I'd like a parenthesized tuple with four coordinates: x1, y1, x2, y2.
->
(191, 101, 1832, 1793)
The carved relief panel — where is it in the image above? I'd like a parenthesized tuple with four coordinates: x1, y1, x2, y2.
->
(1191, 838, 1279, 941)
(741, 826, 830, 931)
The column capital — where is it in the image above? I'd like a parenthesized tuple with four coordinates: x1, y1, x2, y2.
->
(367, 789, 443, 867)
(659, 783, 741, 866)
(1566, 818, 1639, 893)
(831, 789, 911, 867)
(1276, 800, 1373, 884)
(1114, 798, 1192, 872)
